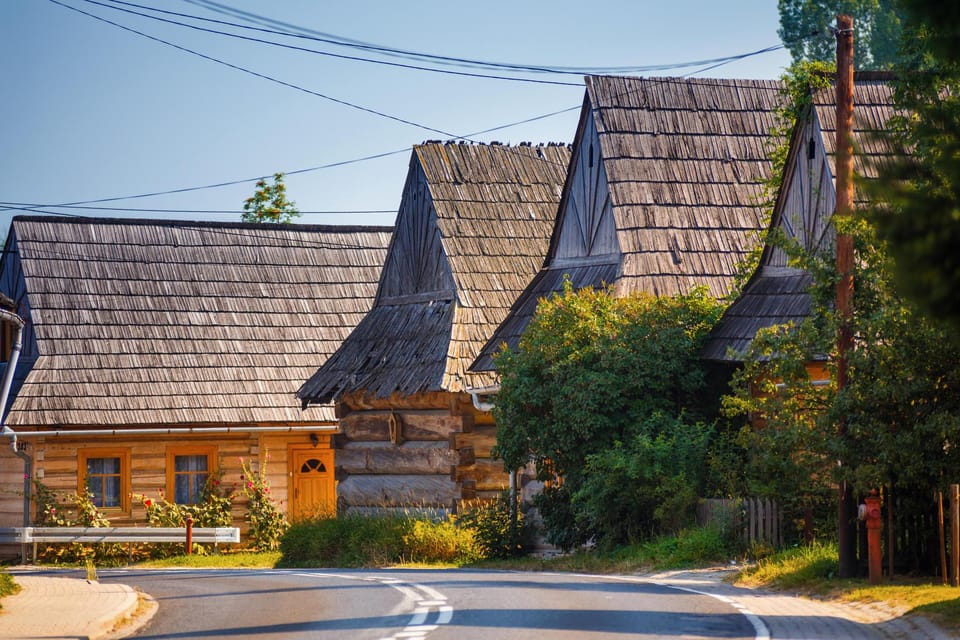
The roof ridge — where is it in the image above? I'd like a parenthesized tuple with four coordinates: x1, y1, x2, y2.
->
(11, 214, 394, 234)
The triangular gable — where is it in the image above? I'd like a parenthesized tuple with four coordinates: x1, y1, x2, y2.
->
(300, 142, 569, 403)
(703, 74, 895, 362)
(473, 75, 781, 372)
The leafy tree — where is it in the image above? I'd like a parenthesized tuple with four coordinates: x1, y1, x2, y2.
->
(724, 211, 960, 553)
(242, 172, 300, 224)
(492, 282, 724, 549)
(865, 1, 960, 329)
(778, 0, 901, 70)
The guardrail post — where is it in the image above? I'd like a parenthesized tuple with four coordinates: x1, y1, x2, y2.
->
(185, 517, 194, 556)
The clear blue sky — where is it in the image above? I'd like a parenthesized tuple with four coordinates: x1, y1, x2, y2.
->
(1, 1, 796, 230)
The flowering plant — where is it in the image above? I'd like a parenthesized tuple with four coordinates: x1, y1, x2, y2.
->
(239, 456, 288, 550)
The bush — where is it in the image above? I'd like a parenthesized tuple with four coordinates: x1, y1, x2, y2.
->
(30, 484, 130, 565)
(239, 457, 288, 551)
(0, 570, 20, 607)
(280, 512, 411, 567)
(458, 493, 534, 558)
(403, 519, 480, 564)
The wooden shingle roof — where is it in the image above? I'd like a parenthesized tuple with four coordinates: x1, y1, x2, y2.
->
(2, 216, 392, 426)
(702, 74, 895, 362)
(298, 141, 570, 403)
(473, 75, 783, 371)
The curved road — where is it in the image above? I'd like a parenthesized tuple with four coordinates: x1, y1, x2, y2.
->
(98, 567, 759, 639)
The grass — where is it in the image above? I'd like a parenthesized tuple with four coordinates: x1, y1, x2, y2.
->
(735, 542, 960, 635)
(134, 551, 281, 569)
(0, 570, 21, 610)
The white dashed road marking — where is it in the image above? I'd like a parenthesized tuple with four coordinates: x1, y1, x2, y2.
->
(290, 572, 453, 640)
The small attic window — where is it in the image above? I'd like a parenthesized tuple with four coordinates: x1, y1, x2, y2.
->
(808, 137, 816, 160)
(588, 143, 594, 168)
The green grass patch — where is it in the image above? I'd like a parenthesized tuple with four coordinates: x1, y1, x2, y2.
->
(0, 570, 20, 610)
(735, 542, 960, 634)
(134, 551, 281, 569)
(477, 526, 734, 573)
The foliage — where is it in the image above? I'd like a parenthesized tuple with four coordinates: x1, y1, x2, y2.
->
(777, 0, 901, 70)
(241, 172, 299, 224)
(29, 482, 125, 564)
(493, 282, 724, 549)
(137, 478, 233, 530)
(239, 457, 288, 551)
(724, 179, 960, 553)
(457, 493, 534, 558)
(573, 412, 714, 546)
(279, 512, 411, 567)
(736, 541, 840, 589)
(865, 2, 960, 330)
(403, 519, 481, 565)
(0, 570, 19, 606)
(134, 476, 234, 558)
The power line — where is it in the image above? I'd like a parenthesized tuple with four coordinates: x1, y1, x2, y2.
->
(110, 0, 788, 77)
(48, 0, 466, 138)
(76, 0, 583, 86)
(0, 203, 395, 215)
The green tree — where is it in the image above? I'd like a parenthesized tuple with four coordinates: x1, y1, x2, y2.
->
(724, 213, 960, 550)
(866, 1, 960, 329)
(778, 0, 901, 70)
(492, 282, 724, 549)
(242, 173, 300, 224)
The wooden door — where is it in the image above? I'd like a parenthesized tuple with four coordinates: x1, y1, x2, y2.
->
(289, 447, 335, 520)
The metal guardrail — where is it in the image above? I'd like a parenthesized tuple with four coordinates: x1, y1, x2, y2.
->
(0, 526, 240, 545)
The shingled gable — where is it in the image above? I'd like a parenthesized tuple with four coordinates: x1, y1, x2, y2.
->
(472, 75, 783, 372)
(703, 74, 895, 362)
(1, 216, 392, 426)
(298, 141, 571, 405)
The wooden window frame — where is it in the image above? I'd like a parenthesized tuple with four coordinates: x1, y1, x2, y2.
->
(165, 445, 217, 505)
(78, 447, 131, 514)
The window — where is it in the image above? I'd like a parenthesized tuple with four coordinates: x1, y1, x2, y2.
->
(166, 446, 216, 505)
(78, 448, 130, 512)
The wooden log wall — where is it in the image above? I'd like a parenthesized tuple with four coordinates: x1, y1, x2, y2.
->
(336, 391, 513, 510)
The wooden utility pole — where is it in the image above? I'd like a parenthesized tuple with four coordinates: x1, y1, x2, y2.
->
(952, 485, 959, 587)
(834, 13, 858, 579)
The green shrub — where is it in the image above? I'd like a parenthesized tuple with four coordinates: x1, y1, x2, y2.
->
(280, 512, 411, 567)
(0, 570, 19, 607)
(403, 519, 480, 564)
(458, 493, 533, 558)
(239, 457, 288, 551)
(31, 484, 131, 565)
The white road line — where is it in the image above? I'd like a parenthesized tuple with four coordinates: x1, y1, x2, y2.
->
(290, 571, 454, 640)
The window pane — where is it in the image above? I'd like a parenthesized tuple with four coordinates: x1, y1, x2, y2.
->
(102, 458, 121, 474)
(192, 474, 207, 504)
(175, 474, 191, 504)
(175, 455, 207, 473)
(103, 476, 120, 507)
(87, 458, 104, 475)
(87, 477, 103, 506)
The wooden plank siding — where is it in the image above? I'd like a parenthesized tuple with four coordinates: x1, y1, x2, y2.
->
(299, 142, 569, 509)
(702, 74, 895, 362)
(473, 75, 783, 372)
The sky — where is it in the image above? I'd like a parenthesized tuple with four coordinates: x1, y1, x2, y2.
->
(1, 1, 798, 230)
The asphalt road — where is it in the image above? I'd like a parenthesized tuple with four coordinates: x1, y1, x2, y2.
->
(98, 567, 758, 639)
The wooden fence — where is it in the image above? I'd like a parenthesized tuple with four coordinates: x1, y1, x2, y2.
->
(697, 498, 783, 547)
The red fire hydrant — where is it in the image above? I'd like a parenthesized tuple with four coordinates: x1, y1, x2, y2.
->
(863, 490, 882, 584)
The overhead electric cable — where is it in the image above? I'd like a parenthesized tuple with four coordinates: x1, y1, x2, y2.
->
(48, 0, 467, 138)
(108, 0, 787, 76)
(75, 0, 583, 86)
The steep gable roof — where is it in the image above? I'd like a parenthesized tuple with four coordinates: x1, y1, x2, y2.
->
(473, 75, 782, 372)
(703, 74, 895, 362)
(298, 141, 570, 404)
(2, 216, 392, 426)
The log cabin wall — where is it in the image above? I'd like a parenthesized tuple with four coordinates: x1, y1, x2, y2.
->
(335, 391, 510, 513)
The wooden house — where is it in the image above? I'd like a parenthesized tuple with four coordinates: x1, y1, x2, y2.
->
(0, 216, 391, 536)
(297, 141, 571, 511)
(472, 75, 784, 373)
(702, 73, 895, 368)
